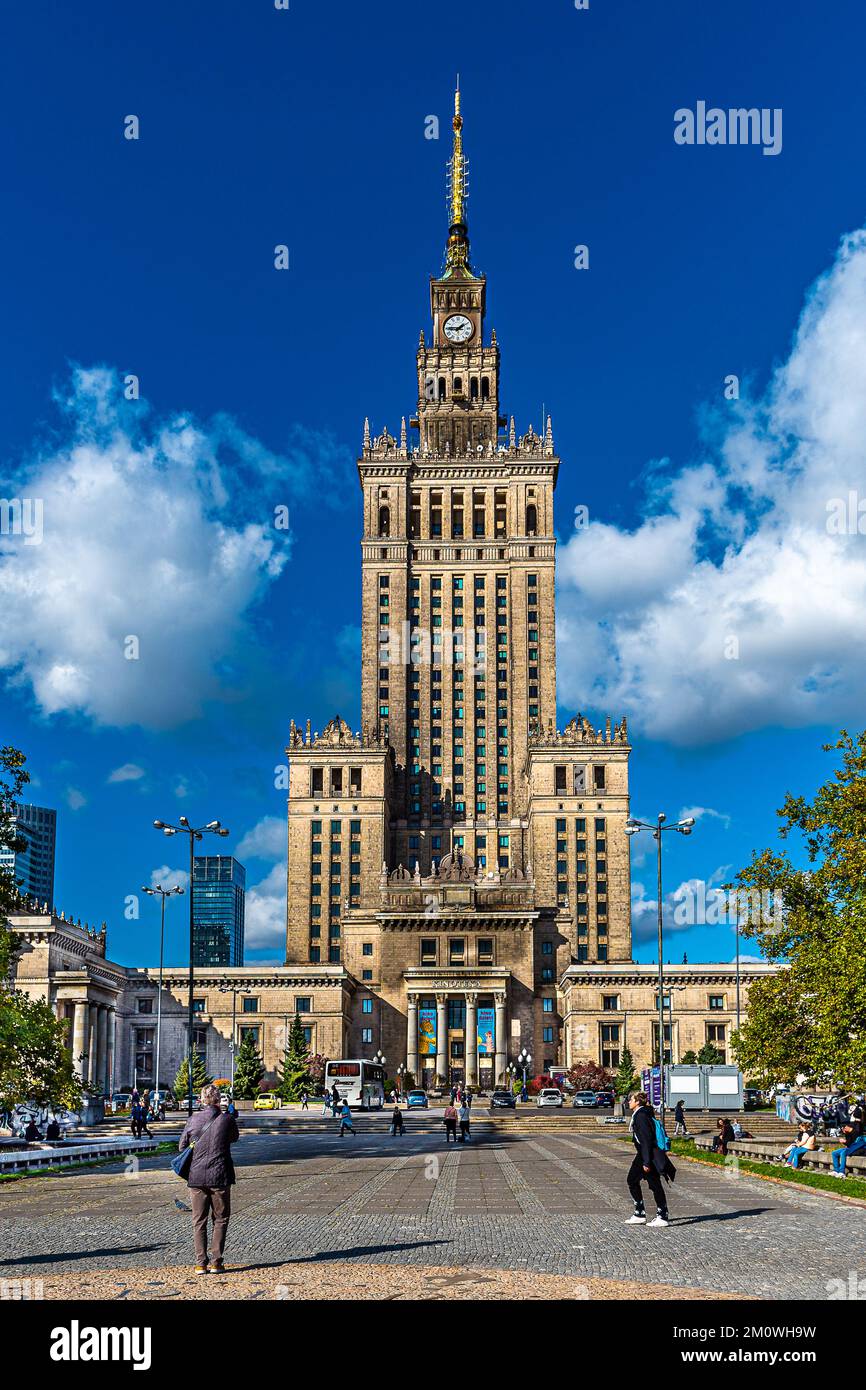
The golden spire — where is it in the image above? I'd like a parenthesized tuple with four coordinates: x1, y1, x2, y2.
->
(443, 76, 477, 279)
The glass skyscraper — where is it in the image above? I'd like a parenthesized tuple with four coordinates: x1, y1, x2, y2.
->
(192, 855, 245, 966)
(0, 803, 56, 909)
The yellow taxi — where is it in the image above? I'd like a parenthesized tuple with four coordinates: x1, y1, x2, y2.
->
(253, 1091, 280, 1110)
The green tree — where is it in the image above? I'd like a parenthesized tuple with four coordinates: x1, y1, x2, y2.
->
(173, 1051, 212, 1102)
(232, 1031, 265, 1099)
(614, 1046, 640, 1098)
(731, 730, 866, 1091)
(696, 1042, 724, 1065)
(0, 746, 81, 1117)
(277, 1015, 314, 1101)
(681, 1050, 697, 1065)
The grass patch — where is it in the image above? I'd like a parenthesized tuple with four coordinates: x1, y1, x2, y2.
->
(0, 1140, 177, 1184)
(668, 1137, 866, 1201)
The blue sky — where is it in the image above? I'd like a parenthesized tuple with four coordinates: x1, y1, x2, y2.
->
(2, 0, 865, 967)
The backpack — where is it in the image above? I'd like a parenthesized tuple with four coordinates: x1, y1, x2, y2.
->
(654, 1117, 671, 1151)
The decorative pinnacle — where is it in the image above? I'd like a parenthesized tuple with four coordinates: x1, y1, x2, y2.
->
(443, 77, 476, 278)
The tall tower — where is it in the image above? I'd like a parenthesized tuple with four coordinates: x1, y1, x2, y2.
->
(359, 82, 559, 877)
(286, 84, 632, 1085)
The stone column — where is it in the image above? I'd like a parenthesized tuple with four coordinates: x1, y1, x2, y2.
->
(465, 993, 478, 1087)
(435, 993, 448, 1084)
(107, 1007, 117, 1095)
(96, 1005, 108, 1096)
(72, 1000, 88, 1081)
(406, 994, 419, 1080)
(494, 992, 507, 1086)
(87, 1004, 99, 1087)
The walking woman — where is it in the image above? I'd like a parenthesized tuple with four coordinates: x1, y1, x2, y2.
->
(178, 1084, 239, 1276)
(443, 1101, 458, 1143)
(624, 1092, 674, 1228)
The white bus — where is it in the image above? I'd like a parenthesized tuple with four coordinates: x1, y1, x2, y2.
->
(324, 1059, 386, 1110)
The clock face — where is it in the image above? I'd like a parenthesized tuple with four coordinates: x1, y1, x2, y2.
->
(443, 313, 473, 343)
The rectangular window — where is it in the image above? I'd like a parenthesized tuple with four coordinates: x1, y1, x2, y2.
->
(362, 998, 373, 1014)
(296, 997, 311, 1013)
(362, 942, 373, 956)
(542, 998, 554, 1013)
(242, 996, 259, 1013)
(477, 938, 493, 963)
(362, 1027, 373, 1044)
(708, 994, 725, 1010)
(449, 938, 465, 964)
(543, 1026, 554, 1043)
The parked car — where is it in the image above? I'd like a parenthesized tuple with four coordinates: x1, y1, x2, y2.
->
(594, 1091, 615, 1108)
(107, 1091, 132, 1114)
(743, 1088, 762, 1110)
(406, 1089, 428, 1109)
(149, 1088, 177, 1112)
(253, 1091, 280, 1110)
(537, 1088, 564, 1108)
(490, 1089, 516, 1108)
(571, 1090, 597, 1108)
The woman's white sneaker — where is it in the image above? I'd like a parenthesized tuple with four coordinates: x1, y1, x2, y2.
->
(625, 1213, 646, 1224)
(648, 1215, 670, 1227)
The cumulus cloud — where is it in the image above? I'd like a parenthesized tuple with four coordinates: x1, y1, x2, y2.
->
(65, 786, 87, 810)
(147, 865, 190, 892)
(235, 815, 285, 862)
(0, 366, 351, 729)
(679, 805, 731, 828)
(632, 866, 731, 944)
(244, 860, 286, 951)
(107, 762, 146, 783)
(557, 227, 866, 745)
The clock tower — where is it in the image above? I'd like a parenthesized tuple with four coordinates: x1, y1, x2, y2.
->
(415, 81, 502, 460)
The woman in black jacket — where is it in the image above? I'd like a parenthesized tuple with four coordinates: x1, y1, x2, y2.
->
(625, 1092, 672, 1228)
(178, 1085, 240, 1275)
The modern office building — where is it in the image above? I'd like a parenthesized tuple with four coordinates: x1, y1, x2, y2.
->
(0, 802, 56, 909)
(192, 855, 246, 966)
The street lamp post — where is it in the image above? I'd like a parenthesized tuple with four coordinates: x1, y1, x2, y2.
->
(397, 1062, 406, 1098)
(152, 817, 230, 1116)
(518, 1048, 532, 1094)
(141, 883, 184, 1107)
(625, 813, 696, 1122)
(219, 983, 251, 1095)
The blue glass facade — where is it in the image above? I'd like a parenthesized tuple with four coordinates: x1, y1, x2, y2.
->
(192, 855, 245, 966)
(0, 802, 56, 909)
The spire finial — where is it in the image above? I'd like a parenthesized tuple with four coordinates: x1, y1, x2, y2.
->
(444, 79, 474, 278)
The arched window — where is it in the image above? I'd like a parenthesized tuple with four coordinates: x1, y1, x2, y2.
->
(526, 504, 537, 536)
(378, 506, 390, 537)
(453, 376, 462, 394)
(437, 376, 446, 400)
(470, 376, 479, 400)
(481, 376, 490, 401)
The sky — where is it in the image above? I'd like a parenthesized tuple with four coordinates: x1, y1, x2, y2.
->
(2, 0, 865, 968)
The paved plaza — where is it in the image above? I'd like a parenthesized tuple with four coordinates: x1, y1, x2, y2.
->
(1, 1129, 861, 1300)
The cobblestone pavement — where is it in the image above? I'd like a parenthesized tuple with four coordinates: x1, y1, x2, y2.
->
(0, 1132, 859, 1299)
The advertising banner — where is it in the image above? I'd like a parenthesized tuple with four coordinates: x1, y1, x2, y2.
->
(477, 1007, 495, 1056)
(418, 1008, 437, 1056)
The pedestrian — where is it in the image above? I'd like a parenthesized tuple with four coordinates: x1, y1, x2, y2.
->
(321, 1092, 332, 1116)
(130, 1096, 144, 1138)
(711, 1117, 735, 1156)
(443, 1101, 458, 1143)
(390, 1102, 404, 1137)
(331, 1084, 341, 1115)
(673, 1099, 688, 1136)
(177, 1083, 239, 1276)
(624, 1091, 675, 1228)
(731, 1118, 743, 1140)
(24, 1119, 41, 1142)
(458, 1099, 471, 1143)
(466, 1089, 473, 1110)
(300, 1091, 309, 1110)
(338, 1100, 355, 1137)
(832, 1096, 866, 1178)
(782, 1125, 816, 1170)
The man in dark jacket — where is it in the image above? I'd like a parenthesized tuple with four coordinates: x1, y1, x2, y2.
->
(625, 1091, 672, 1228)
(178, 1084, 240, 1274)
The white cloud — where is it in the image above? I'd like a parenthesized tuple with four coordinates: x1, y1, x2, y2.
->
(557, 227, 866, 745)
(147, 865, 190, 892)
(65, 786, 87, 811)
(107, 762, 146, 784)
(244, 861, 286, 951)
(679, 805, 731, 829)
(0, 367, 350, 729)
(235, 815, 285, 861)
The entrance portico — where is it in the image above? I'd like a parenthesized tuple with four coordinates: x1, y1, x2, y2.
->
(405, 969, 509, 1089)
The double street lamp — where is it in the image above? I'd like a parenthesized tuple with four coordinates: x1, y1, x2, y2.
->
(625, 813, 695, 1122)
(141, 883, 184, 1108)
(152, 817, 230, 1116)
(518, 1048, 532, 1093)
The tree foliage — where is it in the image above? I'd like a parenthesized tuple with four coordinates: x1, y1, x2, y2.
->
(614, 1046, 640, 1098)
(232, 1031, 266, 1099)
(564, 1062, 613, 1093)
(173, 1051, 212, 1101)
(277, 1015, 314, 1101)
(732, 730, 866, 1090)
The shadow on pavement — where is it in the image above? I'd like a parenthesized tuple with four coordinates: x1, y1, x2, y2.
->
(0, 1244, 168, 1268)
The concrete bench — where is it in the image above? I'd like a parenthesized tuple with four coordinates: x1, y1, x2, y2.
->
(693, 1136, 866, 1175)
(0, 1137, 160, 1172)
